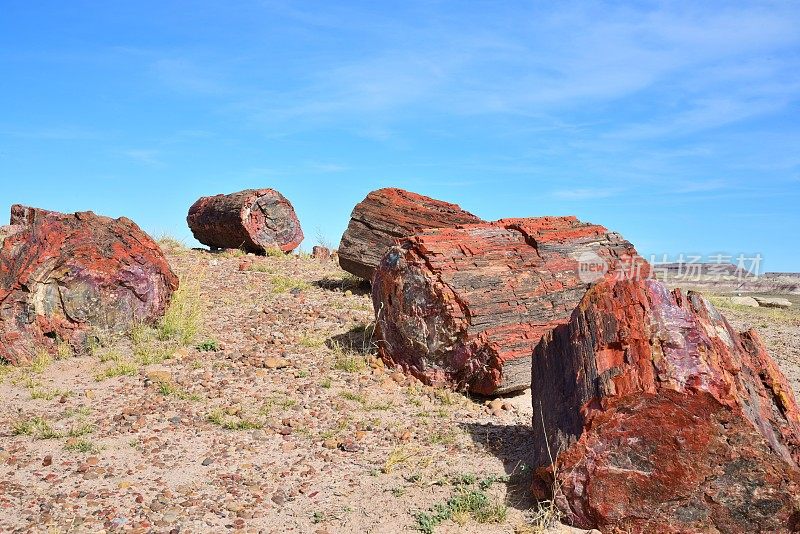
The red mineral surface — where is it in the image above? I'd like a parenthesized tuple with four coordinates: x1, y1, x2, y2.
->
(373, 216, 648, 395)
(187, 188, 304, 254)
(337, 188, 483, 281)
(532, 277, 800, 532)
(0, 205, 179, 365)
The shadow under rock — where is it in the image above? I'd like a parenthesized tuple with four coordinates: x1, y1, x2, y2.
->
(313, 275, 371, 296)
(326, 323, 378, 355)
(459, 421, 537, 512)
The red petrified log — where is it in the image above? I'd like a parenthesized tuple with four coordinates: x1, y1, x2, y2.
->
(187, 189, 304, 254)
(531, 278, 800, 533)
(312, 246, 331, 261)
(0, 205, 179, 365)
(372, 217, 648, 395)
(338, 188, 482, 280)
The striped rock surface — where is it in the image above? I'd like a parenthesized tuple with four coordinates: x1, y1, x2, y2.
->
(372, 216, 647, 395)
(532, 277, 800, 532)
(338, 188, 482, 281)
(187, 189, 303, 254)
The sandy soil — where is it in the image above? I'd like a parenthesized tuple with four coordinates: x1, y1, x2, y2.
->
(0, 249, 797, 533)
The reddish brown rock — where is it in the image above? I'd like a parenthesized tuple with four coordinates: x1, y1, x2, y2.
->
(0, 205, 178, 365)
(312, 246, 331, 261)
(338, 188, 482, 280)
(531, 278, 800, 533)
(187, 189, 303, 254)
(372, 216, 647, 395)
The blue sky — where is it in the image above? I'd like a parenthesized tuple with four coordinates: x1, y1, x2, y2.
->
(1, 1, 798, 271)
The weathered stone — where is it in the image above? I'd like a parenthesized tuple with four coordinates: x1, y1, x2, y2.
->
(0, 205, 178, 365)
(531, 278, 800, 533)
(754, 296, 793, 309)
(373, 216, 648, 395)
(312, 246, 331, 261)
(730, 295, 760, 307)
(187, 189, 303, 254)
(338, 188, 482, 280)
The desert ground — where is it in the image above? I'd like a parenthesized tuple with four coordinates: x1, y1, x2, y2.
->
(1, 243, 798, 533)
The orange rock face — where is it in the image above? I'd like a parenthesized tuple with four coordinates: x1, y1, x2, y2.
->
(0, 205, 179, 365)
(532, 278, 800, 532)
(187, 189, 304, 254)
(337, 188, 482, 280)
(373, 216, 648, 395)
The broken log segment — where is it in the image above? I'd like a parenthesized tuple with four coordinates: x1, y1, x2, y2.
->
(531, 277, 800, 532)
(337, 188, 482, 281)
(372, 216, 648, 395)
(0, 205, 179, 365)
(187, 189, 304, 254)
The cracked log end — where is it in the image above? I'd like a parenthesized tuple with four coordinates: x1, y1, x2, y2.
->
(187, 188, 304, 254)
(338, 188, 482, 281)
(532, 277, 800, 532)
(0, 205, 179, 365)
(373, 216, 648, 396)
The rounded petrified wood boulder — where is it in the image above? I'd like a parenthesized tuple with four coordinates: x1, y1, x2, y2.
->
(531, 277, 800, 533)
(0, 205, 179, 365)
(372, 216, 648, 395)
(338, 188, 482, 281)
(187, 189, 304, 254)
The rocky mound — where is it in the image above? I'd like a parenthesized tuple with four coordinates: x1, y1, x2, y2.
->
(0, 205, 178, 365)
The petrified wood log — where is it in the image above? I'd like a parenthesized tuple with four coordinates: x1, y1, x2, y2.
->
(531, 277, 800, 533)
(372, 216, 648, 395)
(338, 188, 482, 280)
(187, 189, 304, 254)
(0, 205, 179, 365)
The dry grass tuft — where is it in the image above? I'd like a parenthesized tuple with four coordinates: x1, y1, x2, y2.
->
(158, 268, 205, 345)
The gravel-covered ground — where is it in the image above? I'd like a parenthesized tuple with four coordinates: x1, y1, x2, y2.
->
(1, 247, 797, 533)
(0, 248, 542, 534)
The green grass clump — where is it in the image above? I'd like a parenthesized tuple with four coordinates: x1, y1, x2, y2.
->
(30, 388, 72, 401)
(332, 353, 366, 373)
(30, 351, 53, 373)
(13, 415, 92, 440)
(158, 382, 202, 401)
(262, 394, 298, 412)
(56, 341, 73, 360)
(270, 275, 310, 294)
(413, 476, 507, 533)
(94, 361, 138, 381)
(0, 363, 12, 384)
(243, 263, 275, 273)
(158, 270, 204, 345)
(340, 391, 367, 404)
(195, 339, 220, 352)
(299, 335, 325, 348)
(64, 439, 99, 453)
(67, 422, 95, 438)
(206, 409, 263, 430)
(12, 416, 61, 439)
(265, 246, 287, 257)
